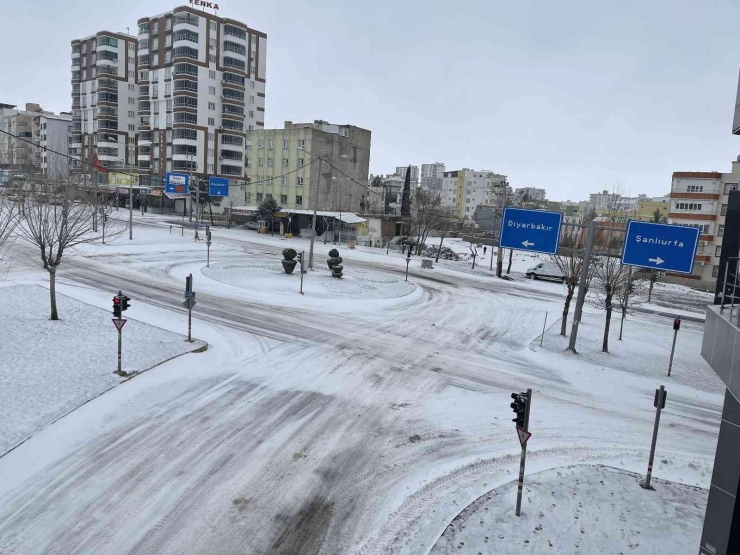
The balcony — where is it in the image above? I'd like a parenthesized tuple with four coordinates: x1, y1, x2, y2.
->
(138, 87, 150, 98)
(97, 65, 118, 77)
(173, 16, 199, 31)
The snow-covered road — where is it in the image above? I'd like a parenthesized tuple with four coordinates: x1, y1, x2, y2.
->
(0, 221, 723, 554)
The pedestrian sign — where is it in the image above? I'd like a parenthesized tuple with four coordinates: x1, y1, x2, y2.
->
(499, 207, 563, 255)
(621, 221, 700, 274)
(516, 425, 532, 447)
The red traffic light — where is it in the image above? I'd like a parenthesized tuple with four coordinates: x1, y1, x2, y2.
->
(113, 297, 120, 304)
(673, 318, 681, 331)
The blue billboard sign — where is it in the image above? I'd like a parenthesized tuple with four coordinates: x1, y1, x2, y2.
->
(165, 172, 190, 194)
(621, 221, 700, 274)
(209, 177, 229, 197)
(499, 207, 563, 255)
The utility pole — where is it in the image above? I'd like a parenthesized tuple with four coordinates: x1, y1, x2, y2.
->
(642, 385, 667, 490)
(308, 153, 323, 269)
(567, 220, 597, 352)
(496, 179, 508, 277)
(667, 318, 680, 377)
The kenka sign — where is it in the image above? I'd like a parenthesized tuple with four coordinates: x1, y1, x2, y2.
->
(189, 0, 220, 11)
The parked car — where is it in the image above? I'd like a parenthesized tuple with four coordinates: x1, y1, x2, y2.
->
(525, 261, 566, 283)
(245, 221, 260, 230)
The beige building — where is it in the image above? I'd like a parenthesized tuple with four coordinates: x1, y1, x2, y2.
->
(442, 169, 507, 222)
(667, 163, 740, 281)
(234, 120, 371, 212)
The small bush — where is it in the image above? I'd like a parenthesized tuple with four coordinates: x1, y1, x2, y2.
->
(282, 248, 297, 260)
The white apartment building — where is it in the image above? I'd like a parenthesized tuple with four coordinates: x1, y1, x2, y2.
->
(515, 187, 546, 202)
(668, 165, 740, 282)
(72, 5, 267, 191)
(420, 162, 445, 191)
(37, 112, 74, 179)
(442, 169, 506, 222)
(395, 165, 419, 188)
(71, 32, 138, 171)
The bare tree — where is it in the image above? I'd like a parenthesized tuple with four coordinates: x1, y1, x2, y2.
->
(506, 248, 513, 274)
(550, 225, 586, 336)
(0, 193, 20, 259)
(592, 221, 629, 352)
(434, 207, 457, 263)
(410, 189, 443, 255)
(615, 266, 640, 341)
(17, 179, 123, 320)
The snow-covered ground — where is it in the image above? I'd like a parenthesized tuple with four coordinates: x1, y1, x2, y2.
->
(0, 216, 724, 554)
(0, 282, 205, 457)
(430, 465, 707, 554)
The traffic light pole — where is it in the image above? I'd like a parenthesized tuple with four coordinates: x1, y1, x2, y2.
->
(117, 322, 123, 373)
(667, 319, 680, 377)
(516, 388, 532, 516)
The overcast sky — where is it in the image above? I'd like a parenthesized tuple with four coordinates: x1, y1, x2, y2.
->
(1, 0, 739, 201)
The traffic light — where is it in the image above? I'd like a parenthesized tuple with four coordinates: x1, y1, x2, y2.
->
(511, 392, 527, 428)
(186, 274, 193, 293)
(113, 296, 121, 318)
(121, 295, 131, 312)
(673, 318, 681, 331)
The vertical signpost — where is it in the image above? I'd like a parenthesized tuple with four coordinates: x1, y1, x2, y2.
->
(667, 318, 680, 377)
(183, 274, 196, 342)
(112, 291, 131, 374)
(511, 388, 533, 516)
(642, 385, 667, 490)
(206, 228, 212, 268)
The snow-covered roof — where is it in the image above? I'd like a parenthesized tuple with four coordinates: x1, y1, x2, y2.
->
(230, 207, 366, 224)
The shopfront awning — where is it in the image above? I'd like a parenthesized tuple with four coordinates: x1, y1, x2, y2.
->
(164, 192, 190, 200)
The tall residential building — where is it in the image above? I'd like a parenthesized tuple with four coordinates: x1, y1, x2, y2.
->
(420, 162, 445, 191)
(71, 5, 267, 190)
(234, 120, 371, 212)
(395, 165, 419, 188)
(515, 187, 546, 202)
(71, 31, 138, 171)
(667, 165, 740, 282)
(0, 103, 72, 179)
(442, 169, 506, 222)
(135, 6, 266, 185)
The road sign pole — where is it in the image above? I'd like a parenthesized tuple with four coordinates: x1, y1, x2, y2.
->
(648, 269, 655, 303)
(300, 251, 305, 295)
(540, 311, 548, 347)
(568, 220, 596, 353)
(206, 241, 211, 268)
(667, 329, 678, 377)
(129, 181, 133, 240)
(516, 388, 533, 516)
(643, 385, 666, 490)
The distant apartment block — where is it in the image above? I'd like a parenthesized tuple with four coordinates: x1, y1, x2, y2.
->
(420, 162, 445, 191)
(0, 102, 73, 179)
(236, 120, 371, 212)
(667, 165, 740, 281)
(395, 165, 419, 188)
(515, 187, 546, 202)
(442, 169, 506, 222)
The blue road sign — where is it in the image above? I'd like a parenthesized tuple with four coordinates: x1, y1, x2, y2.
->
(209, 176, 229, 197)
(185, 291, 196, 299)
(165, 172, 190, 194)
(499, 207, 563, 255)
(621, 221, 700, 274)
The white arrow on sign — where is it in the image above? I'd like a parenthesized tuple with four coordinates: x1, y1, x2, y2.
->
(516, 425, 532, 447)
(648, 257, 664, 265)
(112, 318, 127, 331)
(522, 240, 535, 248)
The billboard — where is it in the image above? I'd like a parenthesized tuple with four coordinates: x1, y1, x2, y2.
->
(109, 172, 139, 187)
(165, 172, 190, 194)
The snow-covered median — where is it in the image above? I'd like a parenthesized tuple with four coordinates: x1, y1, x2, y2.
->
(431, 464, 706, 554)
(0, 284, 205, 456)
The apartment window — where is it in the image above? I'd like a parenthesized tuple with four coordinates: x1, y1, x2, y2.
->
(716, 245, 722, 257)
(466, 207, 470, 212)
(166, 99, 172, 111)
(166, 36, 172, 48)
(165, 67, 172, 80)
(298, 139, 305, 149)
(258, 140, 264, 148)
(296, 195, 302, 205)
(128, 83, 135, 92)
(687, 185, 704, 193)
(298, 158, 304, 167)
(266, 193, 273, 200)
(713, 266, 720, 278)
(209, 70, 216, 79)
(208, 102, 215, 110)
(724, 183, 738, 194)
(248, 125, 254, 130)
(128, 124, 135, 131)
(208, 117, 215, 126)
(719, 224, 725, 237)
(208, 163, 214, 173)
(128, 56, 134, 65)
(282, 177, 288, 185)
(297, 177, 303, 187)
(210, 21, 217, 32)
(209, 54, 216, 64)
(675, 202, 702, 210)
(129, 70, 135, 79)
(165, 82, 171, 96)
(208, 133, 214, 142)
(258, 157, 263, 166)
(128, 97, 135, 105)
(209, 37, 217, 49)
(129, 42, 135, 52)
(282, 139, 289, 149)
(251, 35, 257, 45)
(268, 140, 274, 149)
(281, 194, 287, 204)
(282, 158, 288, 167)
(245, 142, 252, 150)
(153, 115, 159, 127)
(249, 110, 254, 118)
(256, 193, 263, 202)
(128, 110, 135, 118)
(722, 204, 728, 216)
(166, 130, 172, 141)
(267, 158, 273, 167)
(250, 81, 255, 89)
(209, 86, 216, 95)
(208, 148, 214, 158)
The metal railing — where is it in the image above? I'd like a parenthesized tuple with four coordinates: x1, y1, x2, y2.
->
(719, 257, 740, 317)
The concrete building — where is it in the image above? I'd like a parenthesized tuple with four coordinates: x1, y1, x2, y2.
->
(71, 31, 138, 171)
(588, 189, 621, 212)
(420, 162, 445, 191)
(515, 187, 546, 202)
(668, 165, 740, 282)
(73, 4, 267, 190)
(395, 165, 418, 188)
(635, 195, 670, 222)
(236, 120, 371, 212)
(0, 103, 72, 179)
(443, 169, 506, 222)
